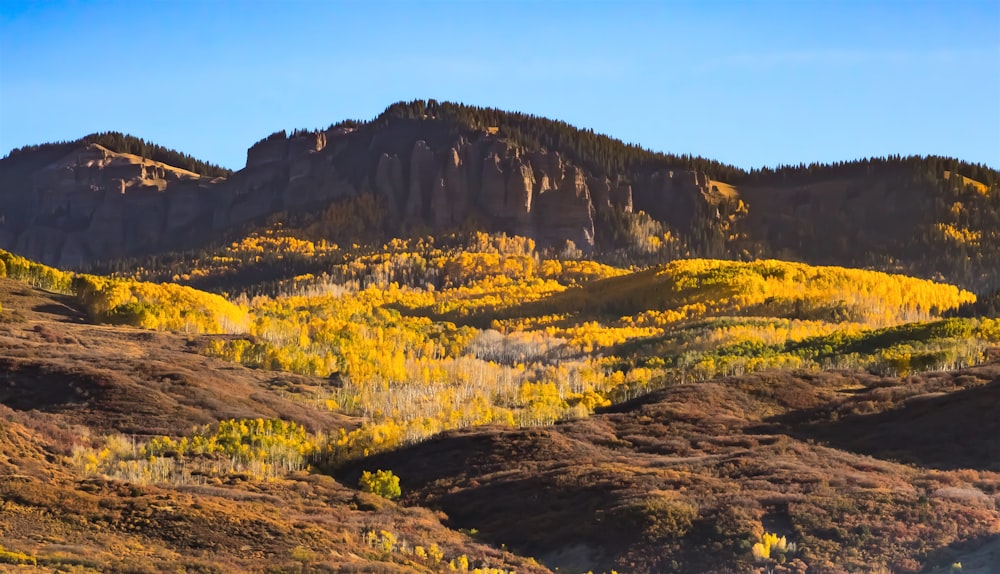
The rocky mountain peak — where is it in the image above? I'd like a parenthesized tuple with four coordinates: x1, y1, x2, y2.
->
(0, 112, 726, 268)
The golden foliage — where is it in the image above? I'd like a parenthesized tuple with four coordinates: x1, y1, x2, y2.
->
(359, 469, 401, 499)
(72, 418, 319, 483)
(0, 544, 37, 566)
(74, 274, 249, 333)
(5, 234, 992, 470)
(935, 223, 982, 247)
(752, 531, 792, 562)
(0, 249, 73, 293)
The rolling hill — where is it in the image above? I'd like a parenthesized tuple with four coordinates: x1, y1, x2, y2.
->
(1, 230, 999, 571)
(342, 365, 1000, 573)
(0, 278, 544, 573)
(2, 101, 1000, 573)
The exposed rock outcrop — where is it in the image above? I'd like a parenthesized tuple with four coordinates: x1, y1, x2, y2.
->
(407, 140, 435, 219)
(374, 152, 405, 215)
(535, 165, 594, 248)
(246, 137, 287, 167)
(437, 146, 468, 226)
(0, 124, 720, 267)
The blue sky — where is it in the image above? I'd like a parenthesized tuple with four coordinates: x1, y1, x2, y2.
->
(1, 1, 998, 172)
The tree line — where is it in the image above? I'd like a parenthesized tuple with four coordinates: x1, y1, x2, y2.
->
(5, 132, 232, 178)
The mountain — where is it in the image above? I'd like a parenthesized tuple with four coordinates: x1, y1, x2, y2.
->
(2, 100, 998, 290)
(1, 227, 999, 571)
(3, 102, 1000, 573)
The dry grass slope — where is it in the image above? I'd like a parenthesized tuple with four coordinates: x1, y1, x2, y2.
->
(344, 366, 1000, 574)
(0, 279, 546, 573)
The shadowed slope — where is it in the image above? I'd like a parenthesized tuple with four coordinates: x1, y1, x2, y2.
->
(0, 278, 353, 435)
(341, 368, 1000, 573)
(773, 363, 1000, 471)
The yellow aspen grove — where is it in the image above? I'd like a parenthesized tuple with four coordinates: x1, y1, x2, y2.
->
(2, 232, 989, 465)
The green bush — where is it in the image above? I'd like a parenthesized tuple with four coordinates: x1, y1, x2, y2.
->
(359, 469, 401, 500)
(0, 545, 37, 566)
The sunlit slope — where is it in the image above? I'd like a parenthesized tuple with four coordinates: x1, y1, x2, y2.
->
(3, 252, 994, 573)
(0, 248, 248, 333)
(944, 170, 990, 194)
(5, 242, 997, 460)
(486, 258, 975, 326)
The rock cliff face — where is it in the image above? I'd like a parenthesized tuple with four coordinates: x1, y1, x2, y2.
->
(0, 144, 219, 268)
(0, 121, 721, 267)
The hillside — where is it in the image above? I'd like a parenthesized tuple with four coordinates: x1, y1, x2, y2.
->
(1, 101, 999, 573)
(343, 364, 1000, 573)
(2, 239, 1000, 571)
(4, 131, 232, 178)
(1, 100, 998, 292)
(0, 278, 545, 573)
